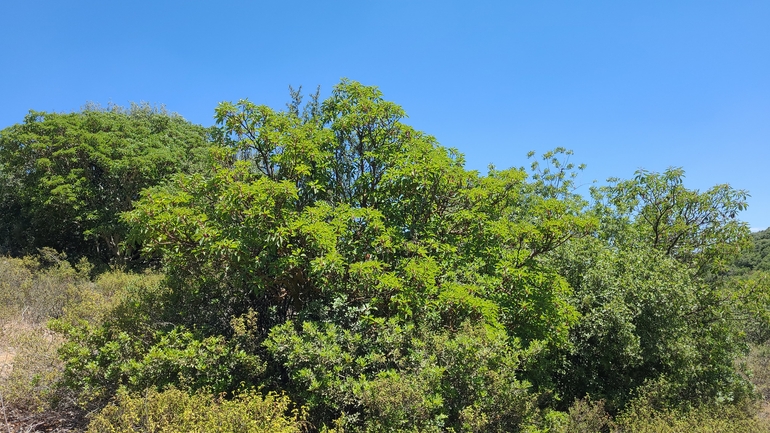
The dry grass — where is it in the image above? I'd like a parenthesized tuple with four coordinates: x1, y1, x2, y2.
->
(0, 319, 81, 433)
(0, 253, 157, 432)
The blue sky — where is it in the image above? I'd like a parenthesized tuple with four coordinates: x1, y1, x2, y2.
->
(2, 1, 768, 230)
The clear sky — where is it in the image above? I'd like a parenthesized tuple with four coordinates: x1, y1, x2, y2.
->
(2, 1, 768, 230)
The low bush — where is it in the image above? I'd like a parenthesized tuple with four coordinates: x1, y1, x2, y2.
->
(0, 323, 63, 414)
(0, 250, 92, 325)
(0, 251, 162, 428)
(0, 251, 93, 416)
(87, 387, 306, 433)
(544, 396, 770, 433)
(53, 271, 264, 409)
(616, 400, 770, 433)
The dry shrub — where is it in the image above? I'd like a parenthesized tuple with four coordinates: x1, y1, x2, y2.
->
(0, 323, 63, 412)
(565, 398, 615, 433)
(0, 251, 94, 325)
(58, 268, 163, 327)
(87, 387, 306, 433)
(616, 396, 770, 433)
(745, 343, 770, 401)
(541, 398, 616, 433)
(0, 251, 163, 430)
(543, 394, 770, 433)
(0, 252, 86, 416)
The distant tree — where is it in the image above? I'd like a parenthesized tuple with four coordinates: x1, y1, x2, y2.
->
(732, 227, 770, 274)
(592, 168, 750, 275)
(0, 103, 212, 263)
(727, 228, 770, 342)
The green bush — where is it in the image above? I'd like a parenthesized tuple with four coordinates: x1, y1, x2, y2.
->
(53, 277, 264, 408)
(266, 320, 539, 432)
(0, 104, 213, 263)
(87, 387, 305, 433)
(7, 82, 759, 432)
(545, 237, 758, 411)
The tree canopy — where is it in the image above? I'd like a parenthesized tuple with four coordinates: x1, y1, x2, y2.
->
(0, 103, 212, 263)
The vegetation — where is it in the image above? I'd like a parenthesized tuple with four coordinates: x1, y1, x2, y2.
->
(0, 103, 212, 264)
(87, 388, 305, 433)
(733, 227, 770, 274)
(0, 252, 154, 430)
(0, 80, 769, 431)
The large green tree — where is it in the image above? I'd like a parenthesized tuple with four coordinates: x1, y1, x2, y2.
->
(56, 81, 593, 431)
(0, 103, 212, 263)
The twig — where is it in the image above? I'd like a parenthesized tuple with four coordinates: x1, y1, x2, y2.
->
(0, 389, 12, 433)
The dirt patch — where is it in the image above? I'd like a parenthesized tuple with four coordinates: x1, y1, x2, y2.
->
(0, 349, 15, 379)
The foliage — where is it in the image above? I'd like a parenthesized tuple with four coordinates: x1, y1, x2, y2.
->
(0, 249, 93, 324)
(0, 323, 64, 415)
(592, 167, 750, 275)
(266, 320, 539, 432)
(0, 251, 150, 427)
(110, 80, 594, 430)
(0, 103, 212, 263)
(615, 393, 770, 433)
(546, 397, 616, 433)
(744, 342, 770, 401)
(733, 227, 770, 274)
(533, 169, 762, 413)
(87, 387, 306, 433)
(51, 276, 264, 409)
(545, 397, 770, 433)
(546, 235, 759, 411)
(125, 81, 590, 335)
(22, 80, 765, 431)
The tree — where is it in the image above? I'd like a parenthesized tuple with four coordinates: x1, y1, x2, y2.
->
(541, 169, 759, 411)
(55, 82, 763, 431)
(732, 228, 770, 274)
(592, 167, 750, 275)
(112, 81, 594, 431)
(0, 103, 212, 263)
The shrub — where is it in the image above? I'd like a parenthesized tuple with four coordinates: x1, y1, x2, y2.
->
(562, 398, 615, 433)
(0, 323, 63, 414)
(0, 104, 213, 264)
(53, 278, 264, 408)
(616, 400, 770, 433)
(745, 342, 770, 402)
(266, 320, 539, 432)
(0, 250, 92, 325)
(0, 251, 94, 414)
(542, 397, 770, 433)
(0, 251, 157, 421)
(87, 387, 305, 433)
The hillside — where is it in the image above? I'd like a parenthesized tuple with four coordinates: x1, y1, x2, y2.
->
(733, 228, 770, 274)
